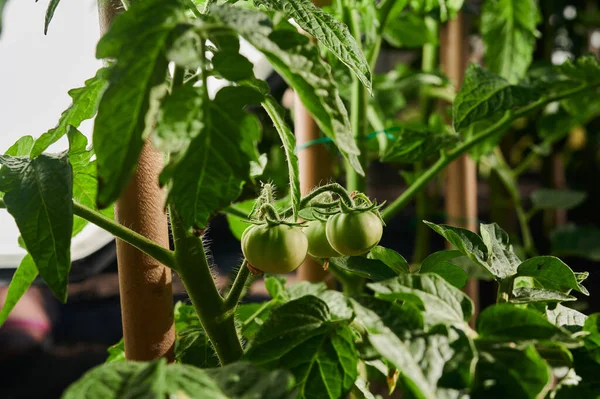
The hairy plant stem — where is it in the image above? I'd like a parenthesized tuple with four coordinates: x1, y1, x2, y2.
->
(381, 83, 598, 222)
(224, 260, 251, 310)
(496, 277, 515, 304)
(0, 199, 178, 270)
(346, 8, 368, 193)
(170, 209, 243, 365)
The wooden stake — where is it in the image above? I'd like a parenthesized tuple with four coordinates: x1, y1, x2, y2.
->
(295, 96, 333, 283)
(98, 0, 175, 361)
(294, 0, 333, 284)
(440, 12, 480, 316)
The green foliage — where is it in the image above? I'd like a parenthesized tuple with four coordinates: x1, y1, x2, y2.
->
(2, 0, 600, 397)
(0, 154, 72, 302)
(253, 0, 371, 91)
(551, 224, 600, 262)
(481, 0, 541, 83)
(64, 358, 297, 399)
(93, 0, 187, 207)
(43, 0, 62, 34)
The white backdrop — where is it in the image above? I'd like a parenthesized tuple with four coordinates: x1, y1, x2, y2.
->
(0, 0, 272, 268)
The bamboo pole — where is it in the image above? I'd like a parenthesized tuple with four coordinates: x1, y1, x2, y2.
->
(440, 12, 480, 316)
(295, 0, 333, 283)
(98, 0, 175, 361)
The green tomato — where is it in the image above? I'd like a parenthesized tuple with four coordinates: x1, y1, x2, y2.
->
(241, 224, 308, 274)
(326, 211, 383, 256)
(304, 220, 341, 259)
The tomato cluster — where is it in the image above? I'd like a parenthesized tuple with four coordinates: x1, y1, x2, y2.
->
(241, 210, 383, 274)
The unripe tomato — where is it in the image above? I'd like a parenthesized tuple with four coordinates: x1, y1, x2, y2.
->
(304, 220, 340, 258)
(326, 211, 383, 256)
(241, 224, 308, 274)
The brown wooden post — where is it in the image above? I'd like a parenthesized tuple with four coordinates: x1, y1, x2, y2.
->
(440, 12, 480, 316)
(295, 0, 334, 283)
(295, 97, 333, 283)
(98, 0, 175, 361)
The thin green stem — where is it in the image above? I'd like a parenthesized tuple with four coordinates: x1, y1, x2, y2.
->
(381, 83, 598, 222)
(188, 0, 203, 18)
(120, 0, 131, 10)
(0, 199, 176, 269)
(223, 205, 250, 220)
(496, 277, 514, 304)
(299, 183, 354, 208)
(346, 8, 368, 193)
(172, 66, 185, 91)
(242, 299, 273, 328)
(170, 209, 243, 364)
(202, 0, 216, 14)
(513, 148, 541, 176)
(412, 20, 438, 264)
(224, 260, 251, 310)
(492, 148, 537, 256)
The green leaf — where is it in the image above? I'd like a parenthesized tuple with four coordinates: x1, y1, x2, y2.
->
(205, 362, 297, 399)
(43, 0, 61, 34)
(551, 224, 600, 262)
(350, 298, 434, 399)
(212, 51, 255, 81)
(245, 295, 357, 399)
(531, 189, 587, 210)
(510, 287, 576, 305)
(94, 0, 186, 207)
(547, 304, 587, 329)
(352, 296, 424, 339)
(369, 274, 473, 328)
(0, 154, 73, 302)
(174, 301, 201, 331)
(265, 274, 287, 299)
(583, 314, 600, 363)
(368, 246, 410, 274)
(210, 5, 363, 175)
(286, 281, 327, 300)
(0, 255, 38, 327)
(0, 0, 8, 36)
(384, 13, 438, 48)
(237, 301, 273, 341)
(176, 326, 220, 368)
(64, 358, 297, 399)
(410, 0, 464, 21)
(423, 221, 495, 276)
(226, 200, 254, 240)
(473, 345, 552, 399)
(329, 256, 399, 281)
(5, 136, 34, 157)
(516, 256, 588, 295)
(351, 378, 376, 399)
(420, 250, 468, 289)
(31, 69, 107, 158)
(67, 127, 114, 237)
(481, 0, 540, 83)
(477, 304, 574, 342)
(453, 64, 537, 131)
(381, 127, 459, 163)
(262, 96, 301, 221)
(160, 85, 262, 228)
(253, 0, 371, 91)
(106, 338, 125, 363)
(480, 222, 521, 277)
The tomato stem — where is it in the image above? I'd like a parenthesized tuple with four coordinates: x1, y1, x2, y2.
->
(224, 260, 252, 310)
(300, 183, 354, 208)
(380, 82, 600, 222)
(170, 208, 243, 365)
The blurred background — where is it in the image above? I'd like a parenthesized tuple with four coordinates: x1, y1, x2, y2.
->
(1, 0, 599, 397)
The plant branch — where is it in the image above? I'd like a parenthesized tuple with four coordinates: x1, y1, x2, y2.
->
(170, 208, 243, 364)
(496, 277, 514, 304)
(346, 7, 368, 193)
(381, 84, 598, 222)
(224, 260, 252, 310)
(299, 183, 354, 208)
(2, 199, 178, 270)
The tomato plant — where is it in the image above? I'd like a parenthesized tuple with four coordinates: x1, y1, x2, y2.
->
(1, 0, 600, 398)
